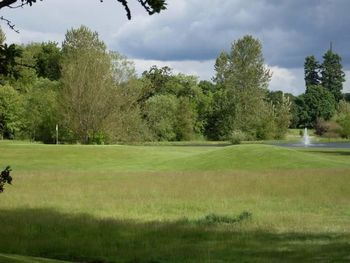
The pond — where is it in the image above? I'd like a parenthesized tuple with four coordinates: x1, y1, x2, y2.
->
(273, 141, 350, 149)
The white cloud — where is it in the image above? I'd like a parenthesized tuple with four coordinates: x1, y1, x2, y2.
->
(1, 0, 349, 95)
(269, 66, 305, 95)
(269, 67, 350, 95)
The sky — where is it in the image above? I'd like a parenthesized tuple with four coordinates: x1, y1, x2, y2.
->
(1, 0, 350, 95)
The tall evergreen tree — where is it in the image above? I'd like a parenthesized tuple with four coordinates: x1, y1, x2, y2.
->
(320, 49, 345, 102)
(304, 55, 320, 89)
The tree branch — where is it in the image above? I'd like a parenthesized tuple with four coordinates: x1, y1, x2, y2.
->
(116, 0, 131, 20)
(0, 0, 17, 9)
(0, 16, 19, 33)
(0, 0, 167, 32)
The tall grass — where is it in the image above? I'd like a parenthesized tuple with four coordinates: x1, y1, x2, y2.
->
(0, 141, 350, 262)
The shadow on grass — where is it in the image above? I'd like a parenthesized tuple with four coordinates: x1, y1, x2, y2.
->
(0, 208, 349, 263)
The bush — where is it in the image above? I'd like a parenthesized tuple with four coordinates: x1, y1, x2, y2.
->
(338, 116, 350, 138)
(315, 118, 341, 138)
(0, 166, 12, 193)
(229, 130, 246, 144)
(196, 211, 252, 225)
(334, 100, 350, 138)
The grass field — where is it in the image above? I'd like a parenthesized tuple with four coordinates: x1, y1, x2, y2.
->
(0, 141, 350, 262)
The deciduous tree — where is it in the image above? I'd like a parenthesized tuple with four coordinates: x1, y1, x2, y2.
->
(304, 85, 336, 124)
(0, 84, 24, 139)
(213, 35, 272, 139)
(60, 26, 115, 144)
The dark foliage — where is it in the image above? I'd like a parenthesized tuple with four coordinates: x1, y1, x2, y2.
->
(0, 166, 12, 193)
(320, 50, 346, 102)
(304, 55, 320, 88)
(34, 42, 61, 80)
(304, 85, 336, 125)
(195, 211, 252, 225)
(0, 43, 23, 80)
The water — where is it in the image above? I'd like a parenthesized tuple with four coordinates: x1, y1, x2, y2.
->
(303, 128, 310, 146)
(275, 141, 350, 148)
(272, 128, 350, 148)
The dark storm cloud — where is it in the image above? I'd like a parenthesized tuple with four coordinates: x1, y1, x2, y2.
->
(112, 0, 350, 68)
(1, 0, 349, 71)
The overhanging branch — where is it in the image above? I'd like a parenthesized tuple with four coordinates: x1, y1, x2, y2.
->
(0, 16, 19, 33)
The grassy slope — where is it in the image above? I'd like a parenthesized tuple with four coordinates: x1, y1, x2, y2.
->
(0, 141, 350, 262)
(1, 142, 349, 172)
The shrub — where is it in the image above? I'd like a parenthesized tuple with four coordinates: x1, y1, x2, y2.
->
(196, 211, 252, 225)
(315, 118, 341, 138)
(0, 166, 12, 193)
(229, 130, 246, 144)
(334, 100, 350, 138)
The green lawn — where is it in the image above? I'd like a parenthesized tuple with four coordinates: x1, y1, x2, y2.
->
(0, 141, 350, 262)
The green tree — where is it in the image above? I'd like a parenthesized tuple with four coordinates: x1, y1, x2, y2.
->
(144, 94, 178, 141)
(141, 66, 173, 99)
(60, 26, 115, 144)
(304, 85, 336, 124)
(333, 100, 350, 138)
(304, 55, 320, 88)
(23, 78, 59, 143)
(197, 80, 215, 137)
(320, 49, 345, 102)
(205, 89, 230, 140)
(292, 95, 310, 127)
(110, 51, 136, 85)
(62, 26, 106, 54)
(105, 78, 150, 143)
(175, 97, 197, 141)
(213, 35, 272, 139)
(273, 94, 292, 139)
(0, 84, 24, 139)
(0, 43, 23, 81)
(10, 43, 40, 91)
(213, 52, 230, 86)
(35, 42, 61, 81)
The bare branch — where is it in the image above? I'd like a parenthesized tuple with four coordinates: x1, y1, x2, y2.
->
(0, 16, 19, 33)
(0, 0, 167, 32)
(116, 0, 131, 20)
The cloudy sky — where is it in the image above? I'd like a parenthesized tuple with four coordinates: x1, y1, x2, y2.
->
(1, 0, 350, 94)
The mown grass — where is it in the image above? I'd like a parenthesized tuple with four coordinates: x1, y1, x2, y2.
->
(0, 141, 350, 262)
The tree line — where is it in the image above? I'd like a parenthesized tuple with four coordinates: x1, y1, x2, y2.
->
(0, 25, 348, 144)
(285, 47, 350, 138)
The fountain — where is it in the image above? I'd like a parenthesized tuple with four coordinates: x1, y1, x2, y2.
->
(271, 127, 350, 148)
(303, 127, 310, 146)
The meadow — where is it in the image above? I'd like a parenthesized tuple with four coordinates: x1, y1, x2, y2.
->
(0, 140, 350, 262)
